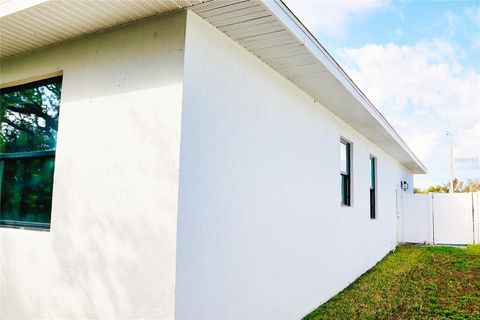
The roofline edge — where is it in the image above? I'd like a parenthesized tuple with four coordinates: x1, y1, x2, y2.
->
(261, 0, 427, 174)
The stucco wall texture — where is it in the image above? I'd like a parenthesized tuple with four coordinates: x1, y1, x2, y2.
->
(174, 11, 412, 319)
(0, 10, 413, 319)
(0, 12, 186, 319)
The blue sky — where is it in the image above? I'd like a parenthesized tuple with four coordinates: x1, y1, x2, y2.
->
(312, 1, 479, 71)
(284, 0, 480, 188)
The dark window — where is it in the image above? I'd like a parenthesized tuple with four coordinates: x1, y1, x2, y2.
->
(370, 156, 376, 219)
(0, 76, 62, 230)
(340, 139, 351, 206)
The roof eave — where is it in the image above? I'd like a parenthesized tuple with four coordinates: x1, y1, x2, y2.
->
(0, 0, 428, 174)
(261, 0, 427, 174)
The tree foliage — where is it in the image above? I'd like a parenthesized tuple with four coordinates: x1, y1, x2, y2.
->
(0, 82, 60, 152)
(414, 178, 480, 194)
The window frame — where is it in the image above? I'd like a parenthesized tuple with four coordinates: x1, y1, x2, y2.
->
(340, 137, 352, 207)
(0, 75, 62, 231)
(369, 155, 377, 219)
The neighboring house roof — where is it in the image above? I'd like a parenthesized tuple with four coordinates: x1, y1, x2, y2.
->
(0, 0, 427, 174)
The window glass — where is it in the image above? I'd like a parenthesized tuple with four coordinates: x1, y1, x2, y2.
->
(340, 141, 348, 174)
(340, 139, 351, 206)
(1, 78, 61, 153)
(370, 157, 375, 189)
(0, 157, 55, 227)
(370, 156, 376, 219)
(0, 76, 62, 230)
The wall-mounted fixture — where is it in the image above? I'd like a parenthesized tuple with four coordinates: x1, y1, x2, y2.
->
(400, 181, 409, 191)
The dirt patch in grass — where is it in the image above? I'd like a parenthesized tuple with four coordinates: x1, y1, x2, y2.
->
(304, 245, 480, 320)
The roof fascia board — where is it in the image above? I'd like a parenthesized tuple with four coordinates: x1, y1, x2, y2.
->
(261, 0, 427, 174)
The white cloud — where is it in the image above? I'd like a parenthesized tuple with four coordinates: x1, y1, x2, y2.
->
(283, 0, 480, 186)
(466, 6, 480, 27)
(283, 0, 386, 36)
(337, 40, 480, 186)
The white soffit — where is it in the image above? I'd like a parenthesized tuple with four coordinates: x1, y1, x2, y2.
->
(0, 0, 426, 173)
(0, 0, 204, 57)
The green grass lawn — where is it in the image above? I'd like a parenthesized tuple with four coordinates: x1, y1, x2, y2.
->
(304, 245, 480, 320)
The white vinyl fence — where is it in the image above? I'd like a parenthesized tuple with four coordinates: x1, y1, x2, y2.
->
(399, 192, 479, 245)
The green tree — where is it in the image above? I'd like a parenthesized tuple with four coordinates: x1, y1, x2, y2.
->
(414, 178, 480, 194)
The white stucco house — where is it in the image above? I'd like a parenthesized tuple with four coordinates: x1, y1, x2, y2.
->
(0, 0, 427, 319)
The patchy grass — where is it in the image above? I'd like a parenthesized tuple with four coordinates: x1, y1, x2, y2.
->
(304, 245, 480, 320)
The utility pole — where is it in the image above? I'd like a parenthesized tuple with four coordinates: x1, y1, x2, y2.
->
(446, 131, 454, 193)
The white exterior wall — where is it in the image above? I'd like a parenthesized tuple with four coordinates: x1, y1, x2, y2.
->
(175, 11, 413, 319)
(0, 13, 186, 319)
